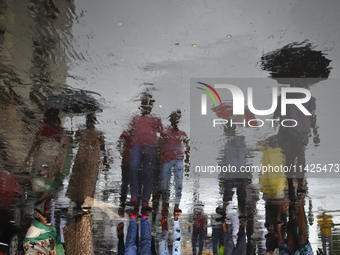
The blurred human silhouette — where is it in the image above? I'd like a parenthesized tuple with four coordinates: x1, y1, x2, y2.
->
(23, 200, 64, 254)
(261, 42, 331, 200)
(25, 108, 68, 206)
(66, 113, 107, 209)
(117, 129, 133, 216)
(192, 204, 207, 255)
(257, 135, 288, 253)
(159, 211, 182, 255)
(124, 208, 152, 255)
(273, 84, 317, 198)
(277, 191, 313, 255)
(126, 92, 163, 212)
(317, 212, 333, 255)
(211, 214, 224, 255)
(222, 217, 247, 255)
(159, 109, 189, 216)
(216, 125, 247, 218)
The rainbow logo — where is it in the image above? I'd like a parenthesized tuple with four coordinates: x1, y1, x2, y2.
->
(196, 82, 223, 106)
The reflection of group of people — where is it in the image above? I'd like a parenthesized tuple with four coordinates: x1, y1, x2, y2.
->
(116, 92, 189, 255)
(20, 108, 107, 254)
(13, 42, 334, 255)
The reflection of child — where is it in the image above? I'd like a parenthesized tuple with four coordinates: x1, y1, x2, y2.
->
(23, 209, 64, 255)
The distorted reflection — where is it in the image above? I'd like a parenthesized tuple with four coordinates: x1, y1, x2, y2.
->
(1, 1, 340, 255)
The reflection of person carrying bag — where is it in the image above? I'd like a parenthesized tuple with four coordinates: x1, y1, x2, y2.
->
(62, 212, 94, 254)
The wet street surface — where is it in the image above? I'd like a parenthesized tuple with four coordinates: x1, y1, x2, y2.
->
(1, 0, 340, 254)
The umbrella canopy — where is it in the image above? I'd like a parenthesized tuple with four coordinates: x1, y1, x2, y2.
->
(260, 41, 332, 85)
(45, 87, 102, 116)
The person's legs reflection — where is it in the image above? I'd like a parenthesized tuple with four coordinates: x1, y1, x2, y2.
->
(161, 161, 173, 214)
(141, 146, 157, 208)
(124, 211, 138, 255)
(117, 222, 125, 255)
(286, 202, 298, 253)
(119, 163, 130, 216)
(222, 218, 234, 255)
(198, 230, 205, 255)
(172, 214, 182, 255)
(173, 160, 184, 211)
(140, 214, 152, 255)
(159, 217, 169, 255)
(129, 145, 143, 206)
(192, 229, 198, 255)
(233, 220, 247, 255)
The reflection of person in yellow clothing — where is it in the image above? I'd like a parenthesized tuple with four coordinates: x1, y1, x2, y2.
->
(258, 135, 287, 201)
(258, 135, 288, 253)
(317, 212, 333, 255)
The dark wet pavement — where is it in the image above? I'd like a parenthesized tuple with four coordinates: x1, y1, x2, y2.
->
(1, 0, 340, 254)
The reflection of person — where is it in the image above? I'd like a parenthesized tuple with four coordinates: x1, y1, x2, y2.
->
(222, 217, 247, 255)
(216, 125, 247, 217)
(159, 211, 182, 255)
(277, 191, 313, 255)
(23, 207, 64, 254)
(66, 113, 106, 209)
(126, 92, 163, 211)
(124, 208, 152, 255)
(211, 215, 223, 255)
(117, 129, 133, 216)
(317, 212, 333, 255)
(25, 108, 68, 205)
(159, 110, 189, 215)
(192, 205, 207, 255)
(261, 43, 332, 200)
(273, 86, 317, 195)
(257, 135, 287, 253)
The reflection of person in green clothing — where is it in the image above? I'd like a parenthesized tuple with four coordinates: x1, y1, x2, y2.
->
(23, 209, 64, 255)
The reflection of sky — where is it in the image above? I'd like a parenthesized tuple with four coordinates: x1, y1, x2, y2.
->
(65, 0, 340, 149)
(62, 0, 340, 251)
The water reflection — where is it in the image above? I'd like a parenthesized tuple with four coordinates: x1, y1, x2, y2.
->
(1, 1, 340, 255)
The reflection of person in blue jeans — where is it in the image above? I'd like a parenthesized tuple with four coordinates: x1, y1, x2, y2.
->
(222, 217, 247, 255)
(192, 205, 207, 255)
(159, 211, 182, 255)
(123, 209, 152, 255)
(126, 92, 163, 211)
(159, 110, 189, 215)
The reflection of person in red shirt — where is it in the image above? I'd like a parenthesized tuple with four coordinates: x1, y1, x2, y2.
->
(192, 205, 207, 255)
(159, 110, 190, 215)
(126, 93, 163, 212)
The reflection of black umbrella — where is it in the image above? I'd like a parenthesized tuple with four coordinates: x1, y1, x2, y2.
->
(261, 41, 332, 83)
(45, 88, 102, 115)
